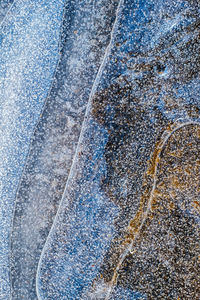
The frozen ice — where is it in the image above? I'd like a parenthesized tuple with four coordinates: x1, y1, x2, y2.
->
(0, 0, 64, 298)
(10, 0, 119, 299)
(0, 1, 14, 24)
(1, 0, 199, 299)
(37, 0, 200, 299)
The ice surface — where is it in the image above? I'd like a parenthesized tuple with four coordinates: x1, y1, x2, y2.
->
(10, 0, 119, 299)
(0, 0, 64, 298)
(0, 0, 198, 299)
(0, 1, 14, 24)
(36, 0, 200, 299)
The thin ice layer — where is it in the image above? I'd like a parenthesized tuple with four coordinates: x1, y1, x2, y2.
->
(37, 0, 200, 299)
(0, 0, 64, 299)
(10, 0, 119, 299)
(0, 1, 14, 24)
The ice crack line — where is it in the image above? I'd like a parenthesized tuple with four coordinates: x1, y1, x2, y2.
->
(36, 0, 124, 299)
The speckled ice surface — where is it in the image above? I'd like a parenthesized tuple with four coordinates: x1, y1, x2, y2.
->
(1, 0, 200, 299)
(0, 0, 64, 298)
(37, 0, 200, 299)
(10, 0, 118, 299)
(0, 1, 14, 24)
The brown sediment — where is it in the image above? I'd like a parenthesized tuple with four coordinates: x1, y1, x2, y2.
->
(116, 123, 200, 299)
(133, 122, 200, 222)
(90, 71, 200, 296)
(91, 81, 168, 212)
(89, 5, 200, 297)
(92, 122, 200, 299)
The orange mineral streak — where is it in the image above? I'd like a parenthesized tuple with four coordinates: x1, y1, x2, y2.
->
(146, 140, 162, 176)
(128, 121, 200, 236)
(192, 200, 200, 213)
(128, 123, 176, 236)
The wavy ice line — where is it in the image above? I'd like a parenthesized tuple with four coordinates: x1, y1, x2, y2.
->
(36, 0, 125, 299)
(9, 1, 66, 298)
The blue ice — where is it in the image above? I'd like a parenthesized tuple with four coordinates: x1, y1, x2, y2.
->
(0, 0, 64, 298)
